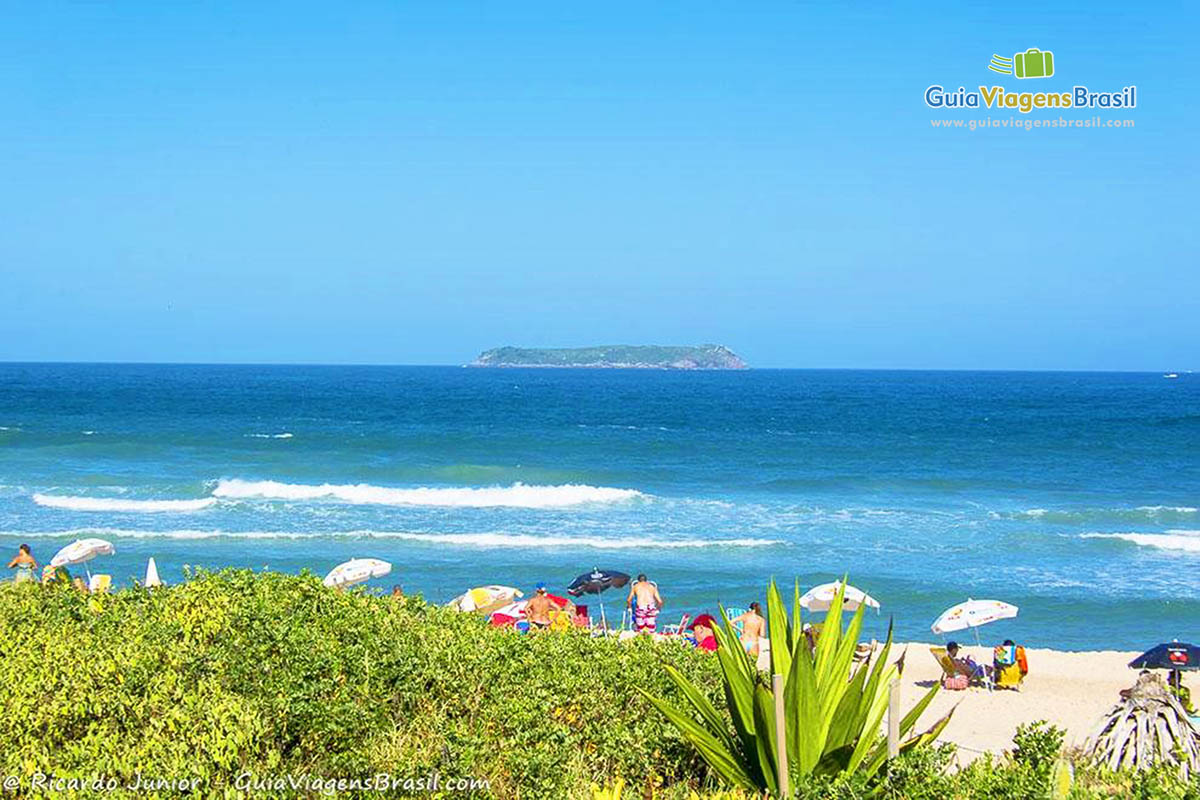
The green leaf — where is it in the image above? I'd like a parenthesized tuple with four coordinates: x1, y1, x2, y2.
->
(766, 580, 792, 682)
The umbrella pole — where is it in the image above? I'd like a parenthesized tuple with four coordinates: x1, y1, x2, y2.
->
(599, 596, 607, 631)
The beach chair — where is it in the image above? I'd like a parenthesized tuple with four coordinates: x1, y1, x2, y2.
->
(854, 639, 877, 665)
(932, 646, 987, 690)
(88, 574, 112, 594)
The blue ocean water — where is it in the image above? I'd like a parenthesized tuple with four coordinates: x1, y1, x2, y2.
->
(1, 364, 1196, 650)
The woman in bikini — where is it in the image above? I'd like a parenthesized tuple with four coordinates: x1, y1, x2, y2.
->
(7, 544, 38, 583)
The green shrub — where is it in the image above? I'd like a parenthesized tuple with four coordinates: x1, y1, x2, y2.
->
(0, 570, 724, 798)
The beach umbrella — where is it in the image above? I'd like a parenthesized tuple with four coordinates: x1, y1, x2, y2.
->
(1129, 640, 1200, 699)
(144, 557, 163, 588)
(322, 558, 391, 588)
(800, 581, 880, 613)
(50, 538, 114, 580)
(931, 598, 1019, 645)
(447, 585, 522, 613)
(1129, 641, 1200, 671)
(567, 568, 630, 630)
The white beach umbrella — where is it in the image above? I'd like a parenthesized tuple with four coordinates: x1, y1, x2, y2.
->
(144, 557, 163, 588)
(800, 581, 880, 613)
(447, 585, 522, 612)
(50, 538, 115, 569)
(931, 598, 1018, 643)
(322, 558, 392, 588)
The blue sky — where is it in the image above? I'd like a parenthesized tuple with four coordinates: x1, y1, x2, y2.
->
(2, 1, 1195, 369)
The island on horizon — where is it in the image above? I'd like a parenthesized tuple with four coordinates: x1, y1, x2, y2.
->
(467, 344, 748, 370)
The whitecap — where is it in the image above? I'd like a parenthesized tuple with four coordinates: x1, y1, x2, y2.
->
(211, 479, 647, 509)
(0, 528, 780, 549)
(31, 494, 217, 513)
(1081, 530, 1200, 554)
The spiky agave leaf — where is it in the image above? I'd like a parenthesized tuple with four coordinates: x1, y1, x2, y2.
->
(644, 577, 950, 796)
(1084, 672, 1200, 778)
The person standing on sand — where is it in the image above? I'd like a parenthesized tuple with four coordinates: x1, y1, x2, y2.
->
(8, 544, 38, 583)
(732, 602, 765, 656)
(627, 574, 664, 633)
(525, 583, 555, 630)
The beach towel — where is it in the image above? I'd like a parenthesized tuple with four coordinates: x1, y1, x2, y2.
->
(942, 674, 969, 691)
(633, 604, 660, 632)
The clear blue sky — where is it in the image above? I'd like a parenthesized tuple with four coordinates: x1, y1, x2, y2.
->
(2, 1, 1195, 369)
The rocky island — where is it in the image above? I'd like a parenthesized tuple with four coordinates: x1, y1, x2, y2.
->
(468, 345, 747, 370)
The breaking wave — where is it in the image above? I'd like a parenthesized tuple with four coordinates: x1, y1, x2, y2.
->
(1081, 530, 1200, 554)
(999, 506, 1199, 525)
(31, 494, 217, 513)
(211, 479, 647, 509)
(4, 527, 778, 549)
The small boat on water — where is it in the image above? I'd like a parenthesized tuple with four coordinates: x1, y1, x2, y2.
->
(1164, 373, 1179, 379)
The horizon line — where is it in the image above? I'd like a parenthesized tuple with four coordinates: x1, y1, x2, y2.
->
(0, 360, 1191, 375)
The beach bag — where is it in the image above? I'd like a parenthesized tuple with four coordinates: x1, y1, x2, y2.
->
(1016, 645, 1029, 674)
(942, 674, 969, 691)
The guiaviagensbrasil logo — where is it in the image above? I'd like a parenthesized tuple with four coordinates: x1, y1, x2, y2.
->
(989, 48, 1054, 79)
(925, 47, 1136, 114)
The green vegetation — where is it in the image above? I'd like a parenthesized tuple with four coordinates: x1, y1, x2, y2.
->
(469, 344, 747, 369)
(2, 571, 1197, 799)
(0, 570, 721, 798)
(643, 580, 950, 796)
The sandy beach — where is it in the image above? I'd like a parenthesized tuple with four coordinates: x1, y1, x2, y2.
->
(894, 643, 1145, 763)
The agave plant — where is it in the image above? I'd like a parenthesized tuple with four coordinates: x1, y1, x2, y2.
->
(641, 579, 952, 797)
(1084, 671, 1200, 778)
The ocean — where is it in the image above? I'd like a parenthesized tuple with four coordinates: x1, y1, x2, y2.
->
(1, 363, 1196, 650)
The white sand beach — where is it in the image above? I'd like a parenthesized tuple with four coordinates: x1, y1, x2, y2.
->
(895, 643, 1146, 763)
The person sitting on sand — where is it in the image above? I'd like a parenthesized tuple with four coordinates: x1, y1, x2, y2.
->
(946, 641, 987, 680)
(7, 544, 38, 583)
(627, 574, 664, 634)
(525, 583, 555, 631)
(732, 602, 765, 656)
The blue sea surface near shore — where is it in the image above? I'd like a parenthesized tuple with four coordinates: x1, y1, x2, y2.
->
(0, 364, 1195, 650)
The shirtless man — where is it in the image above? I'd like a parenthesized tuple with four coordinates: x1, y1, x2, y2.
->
(732, 602, 765, 656)
(626, 574, 664, 633)
(525, 583, 555, 630)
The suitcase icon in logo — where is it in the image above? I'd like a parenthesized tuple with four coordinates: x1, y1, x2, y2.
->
(1014, 48, 1054, 79)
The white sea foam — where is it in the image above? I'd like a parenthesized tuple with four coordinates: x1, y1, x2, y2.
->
(211, 479, 647, 508)
(1004, 506, 1198, 523)
(31, 494, 217, 513)
(1, 527, 779, 549)
(1081, 530, 1200, 554)
(1136, 506, 1199, 513)
(245, 432, 294, 439)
